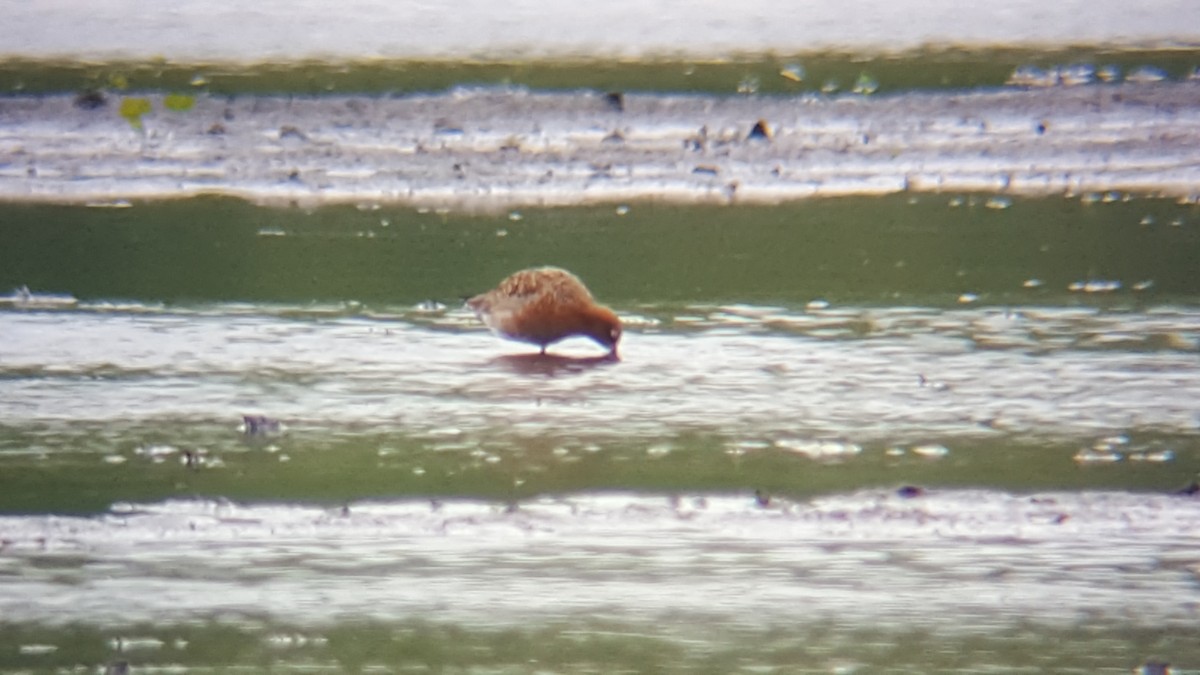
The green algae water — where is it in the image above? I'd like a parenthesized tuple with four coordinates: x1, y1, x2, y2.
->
(3, 38, 1200, 674)
(3, 195, 1199, 308)
(2, 195, 1200, 673)
(3, 48, 1199, 96)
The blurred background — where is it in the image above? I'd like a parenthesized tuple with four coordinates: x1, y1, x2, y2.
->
(2, 2, 1199, 674)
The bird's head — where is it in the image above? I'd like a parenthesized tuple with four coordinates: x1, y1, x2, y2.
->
(584, 305, 622, 357)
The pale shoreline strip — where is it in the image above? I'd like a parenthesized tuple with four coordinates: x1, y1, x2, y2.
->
(2, 0, 1199, 61)
(2, 83, 1198, 211)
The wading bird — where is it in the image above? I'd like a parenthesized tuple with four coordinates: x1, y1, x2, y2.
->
(467, 267, 622, 357)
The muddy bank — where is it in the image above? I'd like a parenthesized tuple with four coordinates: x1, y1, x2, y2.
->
(2, 82, 1199, 210)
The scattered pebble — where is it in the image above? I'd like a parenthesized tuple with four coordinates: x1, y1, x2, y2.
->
(1008, 64, 1097, 87)
(779, 64, 805, 83)
(1008, 65, 1055, 87)
(852, 73, 879, 95)
(1125, 66, 1168, 83)
(74, 90, 107, 110)
(775, 439, 862, 459)
(917, 375, 950, 391)
(278, 125, 306, 141)
(1137, 661, 1171, 675)
(1073, 448, 1122, 464)
(603, 91, 625, 112)
(1068, 280, 1121, 293)
(727, 440, 770, 456)
(18, 644, 58, 655)
(413, 300, 446, 312)
(0, 285, 79, 309)
(265, 633, 328, 648)
(1057, 64, 1095, 86)
(747, 119, 772, 140)
(135, 444, 178, 458)
(1129, 450, 1174, 463)
(242, 415, 283, 435)
(1176, 479, 1200, 496)
(911, 444, 950, 459)
(646, 443, 673, 457)
(109, 636, 165, 652)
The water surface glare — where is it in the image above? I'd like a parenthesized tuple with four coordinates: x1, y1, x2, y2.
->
(2, 491, 1197, 631)
(3, 305, 1199, 441)
(2, 195, 1200, 673)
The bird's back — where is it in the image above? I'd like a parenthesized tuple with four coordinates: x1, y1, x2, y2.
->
(467, 267, 603, 347)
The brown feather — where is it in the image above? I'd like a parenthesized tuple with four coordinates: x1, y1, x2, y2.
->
(468, 267, 621, 355)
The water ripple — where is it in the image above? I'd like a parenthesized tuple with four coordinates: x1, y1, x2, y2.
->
(2, 305, 1198, 440)
(1, 491, 1197, 630)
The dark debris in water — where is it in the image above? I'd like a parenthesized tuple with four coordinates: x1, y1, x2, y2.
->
(73, 89, 107, 110)
(4, 83, 1200, 209)
(747, 118, 772, 141)
(242, 415, 282, 436)
(1176, 478, 1200, 496)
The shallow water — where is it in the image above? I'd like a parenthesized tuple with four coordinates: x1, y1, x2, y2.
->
(2, 194, 1200, 672)
(3, 301, 1200, 454)
(3, 197, 1199, 460)
(3, 34, 1200, 670)
(1, 491, 1198, 673)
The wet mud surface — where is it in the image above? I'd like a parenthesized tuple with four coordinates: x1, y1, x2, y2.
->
(3, 82, 1199, 209)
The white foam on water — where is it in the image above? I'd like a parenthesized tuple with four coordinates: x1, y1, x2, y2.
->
(1, 305, 1198, 439)
(1, 491, 1197, 630)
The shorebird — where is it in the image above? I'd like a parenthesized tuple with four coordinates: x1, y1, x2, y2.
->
(467, 266, 622, 357)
